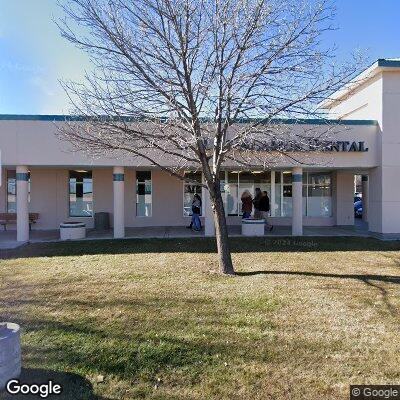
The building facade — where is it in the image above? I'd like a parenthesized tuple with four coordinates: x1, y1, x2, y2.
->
(1, 59, 400, 241)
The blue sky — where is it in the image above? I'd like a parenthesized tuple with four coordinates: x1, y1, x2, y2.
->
(0, 0, 399, 115)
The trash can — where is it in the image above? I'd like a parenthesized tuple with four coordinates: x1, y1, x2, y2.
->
(60, 222, 86, 240)
(242, 219, 265, 236)
(0, 322, 21, 391)
(94, 212, 110, 230)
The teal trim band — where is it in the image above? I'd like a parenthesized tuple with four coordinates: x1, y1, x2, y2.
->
(113, 173, 124, 181)
(0, 114, 379, 126)
(377, 59, 400, 68)
(292, 174, 302, 183)
(16, 173, 29, 181)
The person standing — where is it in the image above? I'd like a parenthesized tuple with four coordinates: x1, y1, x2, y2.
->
(260, 190, 273, 231)
(241, 190, 253, 219)
(253, 188, 262, 219)
(187, 193, 202, 231)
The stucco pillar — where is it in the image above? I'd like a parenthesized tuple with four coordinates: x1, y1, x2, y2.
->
(270, 171, 276, 217)
(113, 167, 125, 238)
(204, 189, 215, 236)
(292, 167, 303, 236)
(362, 175, 369, 223)
(16, 166, 29, 242)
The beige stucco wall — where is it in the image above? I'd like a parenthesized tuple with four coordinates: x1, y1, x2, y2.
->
(334, 171, 355, 226)
(1, 166, 357, 230)
(327, 73, 383, 123)
(0, 114, 385, 232)
(0, 119, 380, 169)
(0, 167, 201, 229)
(373, 72, 400, 234)
(324, 68, 400, 236)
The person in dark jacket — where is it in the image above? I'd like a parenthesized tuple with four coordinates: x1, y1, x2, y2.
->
(241, 190, 253, 218)
(186, 194, 202, 231)
(253, 188, 262, 219)
(260, 191, 273, 231)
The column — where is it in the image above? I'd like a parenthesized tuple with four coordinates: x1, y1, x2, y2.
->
(113, 167, 125, 238)
(362, 175, 369, 223)
(270, 171, 275, 217)
(16, 165, 29, 242)
(292, 167, 303, 236)
(335, 171, 355, 226)
(204, 189, 215, 236)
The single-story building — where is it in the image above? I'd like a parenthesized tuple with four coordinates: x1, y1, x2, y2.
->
(1, 58, 400, 241)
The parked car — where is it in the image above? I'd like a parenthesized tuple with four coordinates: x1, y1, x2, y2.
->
(354, 199, 363, 218)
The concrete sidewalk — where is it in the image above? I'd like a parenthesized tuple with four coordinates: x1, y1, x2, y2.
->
(0, 220, 370, 250)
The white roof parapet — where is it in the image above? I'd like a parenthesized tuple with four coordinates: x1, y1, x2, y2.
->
(319, 58, 400, 110)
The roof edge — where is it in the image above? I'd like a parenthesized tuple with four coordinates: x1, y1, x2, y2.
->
(377, 59, 400, 68)
(320, 58, 400, 109)
(0, 114, 378, 126)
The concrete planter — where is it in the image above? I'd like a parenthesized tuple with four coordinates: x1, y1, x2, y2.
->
(60, 222, 86, 240)
(241, 219, 265, 236)
(0, 322, 21, 391)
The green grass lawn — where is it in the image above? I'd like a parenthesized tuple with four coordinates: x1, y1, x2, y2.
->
(1, 237, 400, 400)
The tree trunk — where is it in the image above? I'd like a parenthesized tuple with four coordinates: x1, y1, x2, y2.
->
(210, 183, 235, 275)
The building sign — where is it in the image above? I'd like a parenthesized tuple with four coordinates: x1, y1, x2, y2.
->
(324, 141, 368, 152)
(239, 139, 369, 152)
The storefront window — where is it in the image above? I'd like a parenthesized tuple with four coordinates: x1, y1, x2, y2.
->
(226, 171, 271, 216)
(69, 170, 93, 217)
(179, 170, 332, 219)
(7, 170, 16, 213)
(282, 172, 292, 217)
(305, 173, 332, 217)
(302, 185, 308, 216)
(136, 171, 152, 217)
(274, 171, 332, 218)
(274, 171, 281, 217)
(183, 172, 202, 216)
(226, 172, 239, 216)
(7, 170, 31, 213)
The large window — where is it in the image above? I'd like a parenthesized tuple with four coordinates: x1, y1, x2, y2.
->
(281, 171, 292, 217)
(136, 171, 152, 217)
(69, 170, 93, 217)
(225, 170, 332, 218)
(7, 170, 17, 213)
(303, 173, 332, 217)
(226, 171, 271, 216)
(226, 172, 239, 216)
(274, 171, 332, 217)
(183, 172, 202, 217)
(6, 170, 31, 213)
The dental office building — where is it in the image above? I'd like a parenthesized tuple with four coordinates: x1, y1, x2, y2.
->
(1, 58, 400, 241)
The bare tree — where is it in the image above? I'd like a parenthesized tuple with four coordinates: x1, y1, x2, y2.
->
(57, 0, 363, 275)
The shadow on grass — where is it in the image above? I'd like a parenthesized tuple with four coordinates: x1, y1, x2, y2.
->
(0, 368, 108, 400)
(236, 269, 400, 317)
(1, 295, 275, 390)
(2, 236, 400, 260)
(235, 270, 400, 285)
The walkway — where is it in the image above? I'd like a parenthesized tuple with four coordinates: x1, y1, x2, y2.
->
(0, 220, 370, 250)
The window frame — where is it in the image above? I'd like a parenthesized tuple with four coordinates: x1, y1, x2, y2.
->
(182, 171, 203, 217)
(136, 170, 152, 217)
(302, 172, 332, 218)
(6, 170, 31, 213)
(68, 170, 93, 218)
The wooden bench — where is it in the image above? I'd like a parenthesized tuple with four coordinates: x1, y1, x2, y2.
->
(0, 213, 39, 231)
